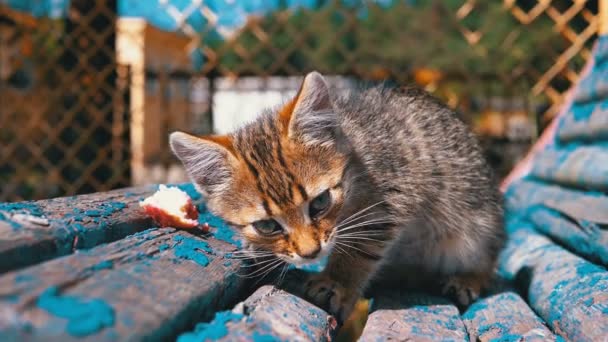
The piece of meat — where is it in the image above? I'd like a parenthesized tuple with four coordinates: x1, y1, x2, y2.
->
(139, 185, 201, 229)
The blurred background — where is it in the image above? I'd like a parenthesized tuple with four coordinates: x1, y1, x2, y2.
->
(0, 0, 601, 202)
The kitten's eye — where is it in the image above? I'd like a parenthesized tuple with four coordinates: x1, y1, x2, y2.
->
(252, 219, 283, 235)
(309, 189, 331, 219)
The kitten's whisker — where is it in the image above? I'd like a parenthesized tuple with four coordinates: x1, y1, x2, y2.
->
(338, 230, 388, 237)
(238, 259, 282, 278)
(334, 241, 375, 257)
(338, 232, 388, 239)
(336, 215, 391, 232)
(230, 249, 272, 255)
(239, 259, 280, 276)
(230, 252, 274, 258)
(230, 251, 275, 258)
(333, 244, 354, 259)
(253, 260, 285, 284)
(338, 220, 394, 231)
(230, 255, 274, 261)
(240, 257, 281, 268)
(335, 200, 387, 228)
(338, 231, 390, 239)
(337, 201, 385, 226)
(334, 212, 384, 230)
(337, 220, 395, 233)
(275, 264, 289, 286)
(338, 236, 386, 244)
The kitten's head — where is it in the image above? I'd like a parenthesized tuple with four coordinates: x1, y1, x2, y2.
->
(170, 72, 347, 266)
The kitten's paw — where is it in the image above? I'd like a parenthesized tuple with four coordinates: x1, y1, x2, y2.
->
(304, 275, 357, 323)
(440, 274, 485, 308)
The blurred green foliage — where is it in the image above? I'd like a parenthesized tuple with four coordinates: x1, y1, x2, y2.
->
(211, 0, 565, 95)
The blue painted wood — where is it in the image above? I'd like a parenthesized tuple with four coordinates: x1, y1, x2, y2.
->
(462, 290, 559, 341)
(530, 147, 608, 191)
(177, 286, 337, 342)
(0, 185, 157, 273)
(504, 179, 608, 266)
(358, 292, 467, 341)
(526, 206, 608, 266)
(0, 228, 247, 341)
(499, 219, 608, 341)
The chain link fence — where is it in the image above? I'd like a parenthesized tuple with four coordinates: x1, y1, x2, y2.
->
(0, 0, 601, 201)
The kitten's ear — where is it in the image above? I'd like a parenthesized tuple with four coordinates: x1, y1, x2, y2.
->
(281, 71, 336, 146)
(169, 132, 237, 195)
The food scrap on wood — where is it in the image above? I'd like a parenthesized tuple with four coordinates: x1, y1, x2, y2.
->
(139, 185, 208, 232)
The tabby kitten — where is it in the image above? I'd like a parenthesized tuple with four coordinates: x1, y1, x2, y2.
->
(170, 72, 505, 322)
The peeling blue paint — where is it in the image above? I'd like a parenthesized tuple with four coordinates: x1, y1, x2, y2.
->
(158, 243, 170, 251)
(91, 260, 113, 271)
(0, 202, 45, 230)
(211, 224, 242, 248)
(173, 235, 213, 267)
(299, 322, 315, 340)
(177, 311, 244, 342)
(0, 202, 44, 217)
(37, 286, 115, 337)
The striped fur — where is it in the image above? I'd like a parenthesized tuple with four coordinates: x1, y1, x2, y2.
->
(170, 72, 505, 320)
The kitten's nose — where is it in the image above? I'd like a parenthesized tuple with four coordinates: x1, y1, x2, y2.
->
(299, 246, 321, 259)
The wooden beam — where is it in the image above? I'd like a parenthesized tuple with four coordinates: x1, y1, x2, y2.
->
(0, 228, 246, 341)
(601, 0, 608, 35)
(0, 185, 157, 273)
(0, 4, 39, 29)
(116, 18, 153, 186)
(358, 292, 467, 341)
(177, 286, 338, 341)
(504, 179, 608, 266)
(116, 19, 195, 186)
(500, 220, 608, 341)
(461, 290, 557, 340)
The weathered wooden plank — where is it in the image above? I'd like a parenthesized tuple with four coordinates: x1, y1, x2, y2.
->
(530, 146, 608, 191)
(504, 179, 608, 213)
(462, 290, 559, 341)
(0, 185, 157, 273)
(526, 206, 608, 266)
(358, 292, 467, 342)
(499, 218, 608, 341)
(0, 227, 247, 341)
(505, 179, 608, 266)
(177, 285, 337, 342)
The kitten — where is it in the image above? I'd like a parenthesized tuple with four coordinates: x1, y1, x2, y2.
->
(170, 72, 505, 322)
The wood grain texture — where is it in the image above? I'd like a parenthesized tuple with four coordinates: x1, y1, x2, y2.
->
(462, 290, 558, 341)
(530, 147, 608, 191)
(504, 179, 608, 266)
(358, 292, 466, 342)
(0, 228, 247, 341)
(178, 285, 337, 342)
(0, 185, 157, 273)
(499, 219, 608, 342)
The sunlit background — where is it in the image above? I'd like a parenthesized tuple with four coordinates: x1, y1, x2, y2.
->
(0, 0, 600, 200)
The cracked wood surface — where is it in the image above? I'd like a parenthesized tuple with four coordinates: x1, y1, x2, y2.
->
(0, 228, 246, 341)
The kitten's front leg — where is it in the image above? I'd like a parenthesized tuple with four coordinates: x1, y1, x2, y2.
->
(304, 247, 381, 322)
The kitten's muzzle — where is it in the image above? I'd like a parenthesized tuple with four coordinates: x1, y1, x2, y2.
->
(299, 246, 321, 259)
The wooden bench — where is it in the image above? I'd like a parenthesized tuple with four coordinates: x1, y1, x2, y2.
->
(2, 10, 608, 342)
(0, 177, 607, 341)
